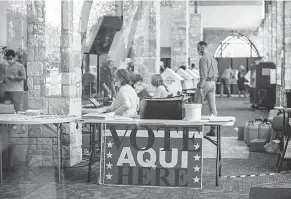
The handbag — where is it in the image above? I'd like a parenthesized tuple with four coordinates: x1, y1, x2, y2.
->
(139, 95, 184, 120)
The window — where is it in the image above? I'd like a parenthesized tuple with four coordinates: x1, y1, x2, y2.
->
(6, 9, 27, 50)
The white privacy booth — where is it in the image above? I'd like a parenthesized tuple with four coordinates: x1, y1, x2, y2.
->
(185, 69, 199, 89)
(161, 68, 184, 94)
(176, 69, 195, 90)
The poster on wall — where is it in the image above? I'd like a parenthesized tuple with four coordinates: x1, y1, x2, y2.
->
(100, 125, 203, 188)
(285, 68, 291, 90)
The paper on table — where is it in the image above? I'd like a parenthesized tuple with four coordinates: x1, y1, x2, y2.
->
(201, 116, 234, 121)
(270, 69, 276, 84)
(262, 68, 271, 76)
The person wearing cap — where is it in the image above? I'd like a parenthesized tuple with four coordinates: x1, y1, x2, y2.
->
(195, 41, 219, 136)
(237, 65, 247, 98)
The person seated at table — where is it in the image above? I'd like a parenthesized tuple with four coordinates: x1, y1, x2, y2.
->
(133, 74, 151, 100)
(102, 69, 139, 116)
(151, 74, 171, 98)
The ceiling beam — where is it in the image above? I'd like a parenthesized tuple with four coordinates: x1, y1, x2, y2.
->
(197, 1, 262, 7)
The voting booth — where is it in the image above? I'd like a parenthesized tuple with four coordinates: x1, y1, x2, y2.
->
(185, 69, 199, 89)
(176, 69, 195, 90)
(161, 68, 184, 94)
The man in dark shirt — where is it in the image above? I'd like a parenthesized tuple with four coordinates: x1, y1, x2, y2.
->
(0, 49, 27, 111)
(195, 41, 219, 136)
(100, 59, 116, 97)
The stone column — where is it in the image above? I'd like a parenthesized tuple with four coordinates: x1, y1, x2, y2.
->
(267, 4, 272, 61)
(284, 2, 291, 90)
(25, 1, 53, 167)
(263, 17, 268, 59)
(271, 1, 277, 63)
(189, 13, 201, 68)
(24, 0, 82, 167)
(276, 1, 284, 106)
(277, 1, 283, 69)
(56, 0, 82, 167)
(171, 1, 188, 71)
(26, 1, 47, 113)
(133, 1, 160, 91)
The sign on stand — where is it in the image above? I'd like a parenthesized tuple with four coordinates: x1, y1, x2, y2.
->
(100, 125, 203, 188)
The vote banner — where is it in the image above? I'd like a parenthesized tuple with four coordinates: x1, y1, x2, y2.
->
(100, 125, 203, 188)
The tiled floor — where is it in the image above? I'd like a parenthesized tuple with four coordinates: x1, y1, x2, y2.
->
(1, 97, 290, 199)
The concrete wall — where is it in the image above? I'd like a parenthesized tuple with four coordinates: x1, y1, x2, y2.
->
(160, 4, 263, 48)
(199, 5, 262, 29)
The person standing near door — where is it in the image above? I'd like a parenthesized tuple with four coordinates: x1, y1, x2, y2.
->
(195, 41, 219, 136)
(100, 58, 116, 98)
(220, 65, 234, 98)
(237, 65, 247, 99)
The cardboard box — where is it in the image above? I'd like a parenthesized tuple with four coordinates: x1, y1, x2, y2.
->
(0, 104, 15, 114)
(249, 139, 267, 152)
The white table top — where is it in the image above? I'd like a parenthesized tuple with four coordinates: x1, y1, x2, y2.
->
(274, 107, 291, 112)
(79, 116, 235, 127)
(0, 114, 80, 125)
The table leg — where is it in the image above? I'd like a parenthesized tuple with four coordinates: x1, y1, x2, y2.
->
(278, 135, 290, 173)
(97, 123, 104, 185)
(89, 124, 92, 152)
(218, 126, 222, 177)
(88, 123, 96, 182)
(0, 132, 2, 183)
(57, 123, 61, 182)
(216, 131, 219, 186)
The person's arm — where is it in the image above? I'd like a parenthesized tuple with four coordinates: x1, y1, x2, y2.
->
(109, 81, 116, 97)
(114, 89, 131, 115)
(9, 64, 26, 81)
(101, 82, 111, 94)
(197, 58, 207, 88)
(153, 87, 162, 98)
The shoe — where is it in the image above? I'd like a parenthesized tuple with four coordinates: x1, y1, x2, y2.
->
(206, 130, 216, 136)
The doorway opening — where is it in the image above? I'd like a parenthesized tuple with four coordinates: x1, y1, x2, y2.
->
(214, 33, 260, 58)
(214, 33, 261, 95)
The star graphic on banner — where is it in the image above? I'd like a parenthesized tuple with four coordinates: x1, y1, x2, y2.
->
(107, 151, 113, 158)
(106, 173, 113, 180)
(107, 141, 113, 148)
(194, 143, 200, 150)
(106, 162, 113, 169)
(193, 176, 200, 183)
(193, 154, 201, 161)
(193, 165, 200, 172)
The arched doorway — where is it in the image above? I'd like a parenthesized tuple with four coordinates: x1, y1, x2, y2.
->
(214, 33, 261, 95)
(214, 33, 260, 58)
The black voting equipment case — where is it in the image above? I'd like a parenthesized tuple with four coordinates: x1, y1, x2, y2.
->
(139, 96, 184, 120)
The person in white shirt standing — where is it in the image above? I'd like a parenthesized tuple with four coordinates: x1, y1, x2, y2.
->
(220, 65, 234, 98)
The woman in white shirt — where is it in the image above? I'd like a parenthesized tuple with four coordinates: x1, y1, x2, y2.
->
(105, 69, 139, 116)
(151, 74, 170, 98)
